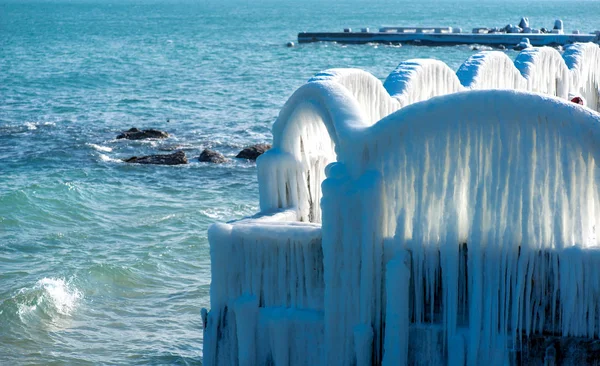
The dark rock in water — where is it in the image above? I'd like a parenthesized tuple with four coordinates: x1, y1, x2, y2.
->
(497, 44, 507, 50)
(471, 45, 492, 51)
(199, 149, 227, 164)
(124, 150, 187, 165)
(117, 128, 169, 140)
(236, 143, 271, 160)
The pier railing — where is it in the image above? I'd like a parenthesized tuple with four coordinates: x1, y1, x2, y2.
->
(204, 61, 600, 365)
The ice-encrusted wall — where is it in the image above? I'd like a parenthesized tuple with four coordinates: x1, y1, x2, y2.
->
(332, 91, 600, 365)
(204, 43, 600, 366)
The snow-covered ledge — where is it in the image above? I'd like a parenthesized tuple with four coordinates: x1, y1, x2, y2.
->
(203, 56, 600, 365)
(203, 209, 324, 365)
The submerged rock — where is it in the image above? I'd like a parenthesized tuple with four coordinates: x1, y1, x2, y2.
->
(199, 149, 227, 164)
(117, 128, 169, 140)
(236, 143, 271, 160)
(471, 45, 492, 51)
(124, 150, 187, 165)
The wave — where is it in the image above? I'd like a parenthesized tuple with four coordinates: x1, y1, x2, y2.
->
(4, 278, 83, 325)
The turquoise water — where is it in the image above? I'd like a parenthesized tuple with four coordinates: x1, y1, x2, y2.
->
(1, 0, 599, 364)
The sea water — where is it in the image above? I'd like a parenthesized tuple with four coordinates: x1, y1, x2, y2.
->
(1, 0, 599, 363)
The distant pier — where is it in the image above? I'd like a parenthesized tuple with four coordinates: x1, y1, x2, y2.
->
(298, 25, 600, 47)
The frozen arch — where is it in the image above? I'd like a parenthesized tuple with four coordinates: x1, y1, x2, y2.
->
(258, 79, 372, 222)
(514, 47, 570, 98)
(457, 51, 525, 89)
(309, 68, 402, 124)
(384, 59, 465, 106)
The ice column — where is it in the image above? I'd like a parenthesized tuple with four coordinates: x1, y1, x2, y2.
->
(233, 295, 259, 366)
(321, 163, 385, 365)
(382, 251, 411, 366)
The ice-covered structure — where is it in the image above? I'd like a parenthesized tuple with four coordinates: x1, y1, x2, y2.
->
(203, 44, 600, 365)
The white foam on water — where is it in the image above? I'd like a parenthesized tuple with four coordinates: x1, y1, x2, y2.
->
(16, 278, 83, 323)
(99, 154, 123, 163)
(87, 143, 113, 152)
(24, 122, 37, 130)
(22, 121, 56, 130)
(37, 278, 82, 316)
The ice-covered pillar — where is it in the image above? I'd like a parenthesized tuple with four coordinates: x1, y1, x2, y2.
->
(203, 223, 237, 366)
(321, 162, 385, 365)
(448, 334, 466, 366)
(382, 250, 411, 366)
(321, 162, 352, 365)
(268, 309, 291, 365)
(354, 324, 373, 366)
(233, 295, 259, 366)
